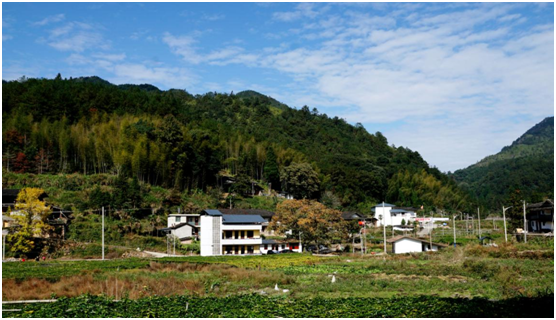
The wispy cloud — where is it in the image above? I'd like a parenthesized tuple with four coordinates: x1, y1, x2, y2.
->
(256, 3, 553, 170)
(33, 13, 65, 26)
(3, 35, 13, 41)
(273, 3, 325, 22)
(45, 22, 109, 52)
(162, 32, 201, 64)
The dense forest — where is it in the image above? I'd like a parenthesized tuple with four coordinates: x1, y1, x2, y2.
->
(452, 117, 554, 210)
(3, 75, 471, 213)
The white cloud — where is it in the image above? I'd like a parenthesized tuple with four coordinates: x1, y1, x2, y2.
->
(45, 22, 109, 52)
(103, 63, 197, 89)
(273, 3, 324, 22)
(162, 32, 202, 64)
(33, 14, 65, 26)
(3, 35, 13, 41)
(241, 4, 553, 171)
(92, 53, 126, 62)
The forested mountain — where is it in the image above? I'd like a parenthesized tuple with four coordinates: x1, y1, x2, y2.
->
(2, 76, 469, 213)
(452, 117, 554, 210)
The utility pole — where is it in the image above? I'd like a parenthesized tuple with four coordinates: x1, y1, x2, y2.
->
(453, 214, 458, 248)
(502, 206, 512, 243)
(522, 200, 527, 243)
(477, 207, 481, 238)
(102, 206, 105, 260)
(429, 211, 433, 251)
(382, 202, 387, 254)
(363, 219, 366, 255)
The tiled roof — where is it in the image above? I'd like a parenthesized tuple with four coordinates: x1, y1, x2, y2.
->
(219, 208, 275, 218)
(222, 214, 265, 224)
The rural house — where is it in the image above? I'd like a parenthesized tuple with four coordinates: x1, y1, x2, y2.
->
(526, 199, 554, 233)
(200, 209, 265, 256)
(372, 203, 417, 227)
(386, 235, 448, 254)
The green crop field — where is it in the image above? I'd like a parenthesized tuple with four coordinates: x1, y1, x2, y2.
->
(2, 243, 554, 318)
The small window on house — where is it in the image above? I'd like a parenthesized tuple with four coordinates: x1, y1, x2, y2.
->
(247, 230, 254, 238)
(175, 216, 181, 223)
(264, 244, 268, 249)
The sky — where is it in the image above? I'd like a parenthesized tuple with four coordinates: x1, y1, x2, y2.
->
(2, 2, 554, 172)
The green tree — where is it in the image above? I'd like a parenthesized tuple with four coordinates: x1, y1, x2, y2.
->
(280, 162, 320, 199)
(269, 199, 346, 251)
(7, 188, 52, 254)
(264, 147, 280, 190)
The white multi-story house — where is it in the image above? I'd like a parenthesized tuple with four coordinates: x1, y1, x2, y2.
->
(165, 213, 201, 242)
(200, 209, 266, 256)
(373, 203, 417, 226)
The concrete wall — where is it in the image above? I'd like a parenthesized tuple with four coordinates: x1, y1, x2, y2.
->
(172, 225, 193, 239)
(392, 238, 422, 254)
(200, 215, 222, 256)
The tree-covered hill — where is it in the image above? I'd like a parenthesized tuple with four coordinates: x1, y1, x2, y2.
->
(2, 75, 469, 213)
(452, 117, 554, 210)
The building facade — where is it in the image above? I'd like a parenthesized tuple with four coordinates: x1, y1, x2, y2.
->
(526, 199, 554, 233)
(373, 203, 417, 226)
(200, 209, 265, 256)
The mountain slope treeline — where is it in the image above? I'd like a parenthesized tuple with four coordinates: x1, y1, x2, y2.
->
(2, 75, 469, 212)
(452, 117, 554, 210)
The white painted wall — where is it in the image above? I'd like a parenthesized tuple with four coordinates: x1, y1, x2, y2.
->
(200, 215, 221, 256)
(172, 224, 193, 239)
(392, 238, 423, 254)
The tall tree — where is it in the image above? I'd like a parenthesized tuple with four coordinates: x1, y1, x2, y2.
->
(280, 162, 320, 199)
(264, 147, 280, 190)
(8, 188, 52, 254)
(269, 199, 346, 251)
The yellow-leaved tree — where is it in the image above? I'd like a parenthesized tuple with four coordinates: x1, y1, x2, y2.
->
(269, 199, 346, 252)
(8, 188, 53, 254)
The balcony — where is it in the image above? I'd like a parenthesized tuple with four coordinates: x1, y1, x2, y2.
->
(221, 237, 262, 246)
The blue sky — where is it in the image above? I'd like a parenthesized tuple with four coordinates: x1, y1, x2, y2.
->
(2, 2, 554, 172)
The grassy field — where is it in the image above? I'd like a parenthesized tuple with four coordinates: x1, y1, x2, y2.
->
(2, 241, 553, 317)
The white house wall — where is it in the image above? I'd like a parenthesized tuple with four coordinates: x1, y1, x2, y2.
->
(393, 238, 422, 254)
(200, 215, 222, 256)
(172, 225, 193, 239)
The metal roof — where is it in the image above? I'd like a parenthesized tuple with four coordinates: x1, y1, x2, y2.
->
(222, 214, 265, 224)
(391, 209, 414, 213)
(375, 203, 396, 207)
(203, 209, 223, 216)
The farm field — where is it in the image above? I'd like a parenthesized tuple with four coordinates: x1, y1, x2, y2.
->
(2, 242, 554, 318)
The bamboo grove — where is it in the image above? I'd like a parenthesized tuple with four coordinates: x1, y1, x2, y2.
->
(2, 76, 471, 211)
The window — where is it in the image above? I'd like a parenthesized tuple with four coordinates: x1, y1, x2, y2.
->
(264, 244, 268, 249)
(175, 216, 181, 223)
(225, 231, 232, 239)
(247, 230, 254, 238)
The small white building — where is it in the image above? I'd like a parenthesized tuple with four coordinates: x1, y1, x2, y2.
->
(200, 209, 266, 256)
(386, 235, 448, 254)
(260, 239, 302, 254)
(167, 214, 200, 228)
(373, 203, 417, 226)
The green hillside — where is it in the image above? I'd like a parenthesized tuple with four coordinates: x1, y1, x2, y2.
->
(452, 117, 554, 209)
(2, 75, 468, 213)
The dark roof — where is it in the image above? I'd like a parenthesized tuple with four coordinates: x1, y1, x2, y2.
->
(222, 214, 265, 224)
(374, 203, 396, 208)
(527, 199, 554, 210)
(159, 222, 199, 232)
(391, 209, 412, 213)
(203, 209, 223, 216)
(219, 209, 275, 218)
(341, 212, 366, 220)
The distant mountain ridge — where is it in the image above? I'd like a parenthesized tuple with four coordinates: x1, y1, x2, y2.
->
(2, 75, 469, 212)
(452, 117, 554, 209)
